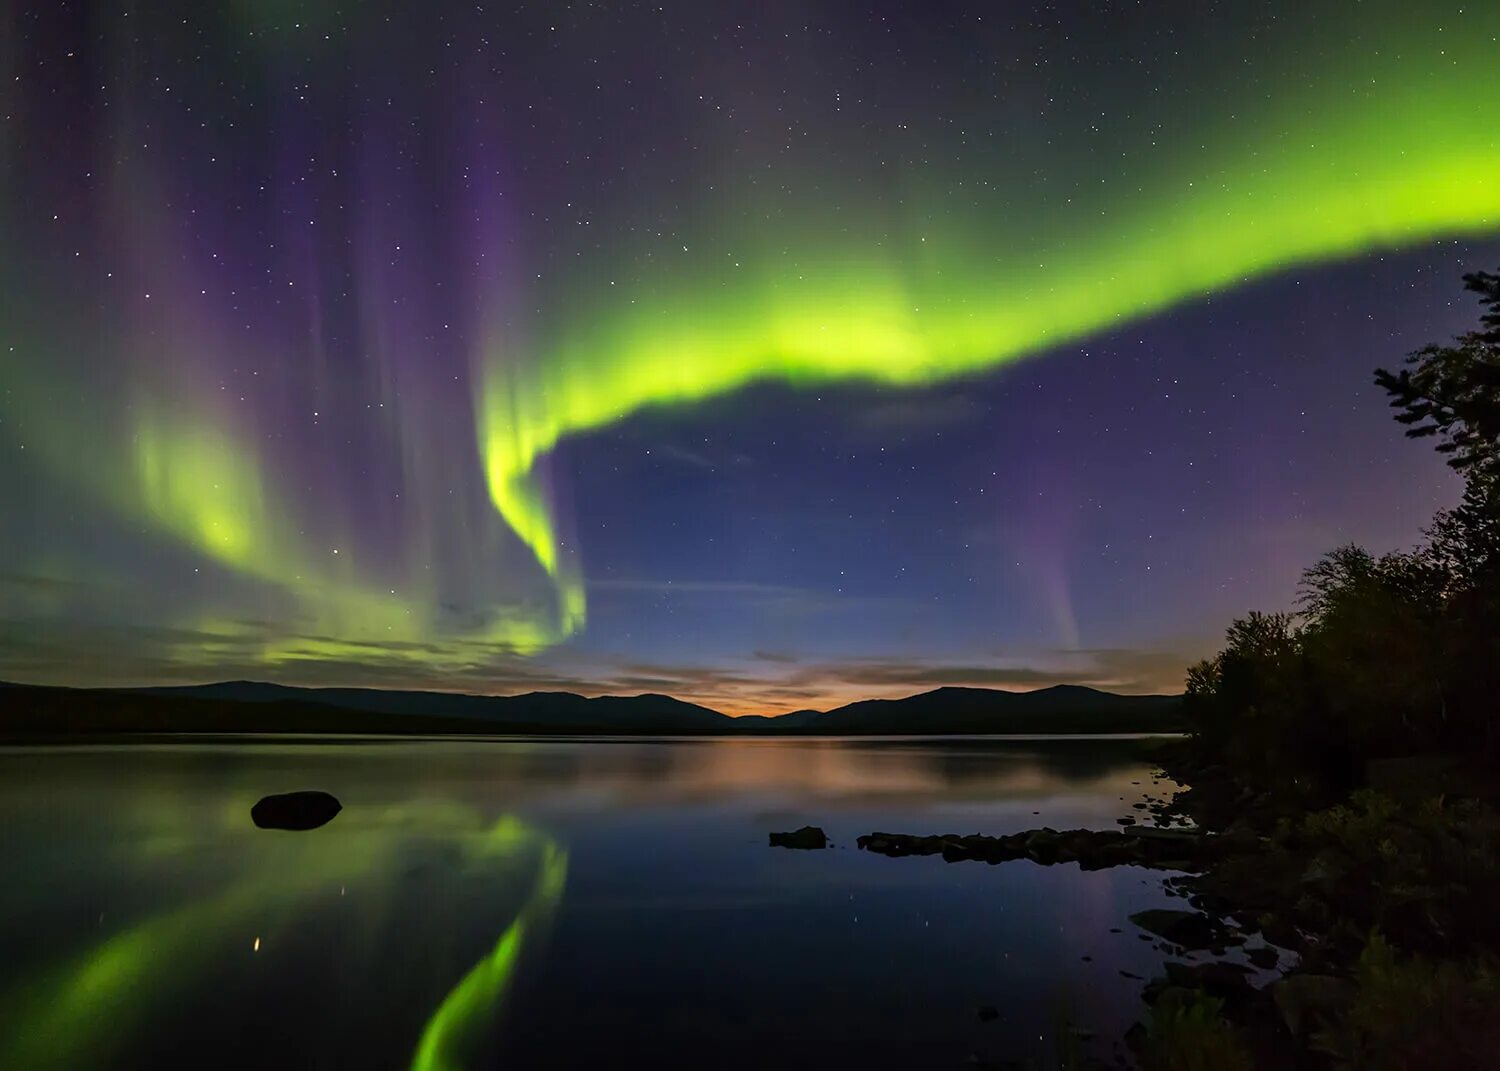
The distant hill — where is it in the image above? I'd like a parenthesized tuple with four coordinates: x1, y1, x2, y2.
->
(776, 685, 1183, 735)
(0, 682, 487, 736)
(0, 680, 1183, 737)
(731, 708, 827, 731)
(131, 681, 734, 733)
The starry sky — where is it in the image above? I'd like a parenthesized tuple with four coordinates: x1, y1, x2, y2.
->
(2, 1, 1498, 714)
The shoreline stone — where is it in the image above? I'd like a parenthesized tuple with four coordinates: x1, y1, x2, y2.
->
(769, 825, 828, 849)
(251, 790, 342, 831)
(855, 825, 1216, 871)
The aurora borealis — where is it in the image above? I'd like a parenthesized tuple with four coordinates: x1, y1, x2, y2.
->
(4, 1, 1500, 712)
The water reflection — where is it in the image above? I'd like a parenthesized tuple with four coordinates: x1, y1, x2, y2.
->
(544, 737, 1151, 801)
(0, 788, 567, 1071)
(0, 737, 1175, 1070)
(412, 829, 567, 1071)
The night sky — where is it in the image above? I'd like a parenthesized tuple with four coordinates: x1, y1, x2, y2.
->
(3, 1, 1498, 713)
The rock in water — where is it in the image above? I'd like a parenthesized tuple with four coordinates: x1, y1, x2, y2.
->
(1127, 908, 1223, 950)
(769, 826, 827, 849)
(252, 790, 342, 830)
(1246, 945, 1280, 970)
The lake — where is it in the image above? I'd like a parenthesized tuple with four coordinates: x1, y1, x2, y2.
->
(0, 736, 1183, 1069)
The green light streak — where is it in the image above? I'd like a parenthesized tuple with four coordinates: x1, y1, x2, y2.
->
(4, 3, 1499, 670)
(135, 417, 267, 566)
(124, 383, 582, 658)
(0, 808, 566, 1071)
(129, 411, 565, 657)
(477, 16, 1500, 604)
(409, 843, 569, 1071)
(0, 825, 387, 1069)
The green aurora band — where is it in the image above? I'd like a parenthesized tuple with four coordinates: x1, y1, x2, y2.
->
(476, 16, 1500, 632)
(3, 3, 1499, 669)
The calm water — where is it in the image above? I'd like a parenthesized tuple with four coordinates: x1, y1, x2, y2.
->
(0, 736, 1181, 1070)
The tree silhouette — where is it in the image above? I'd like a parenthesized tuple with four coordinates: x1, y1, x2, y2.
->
(1374, 271, 1500, 490)
(1186, 267, 1500, 791)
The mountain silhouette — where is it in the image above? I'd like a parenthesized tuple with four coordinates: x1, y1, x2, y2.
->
(0, 680, 1182, 736)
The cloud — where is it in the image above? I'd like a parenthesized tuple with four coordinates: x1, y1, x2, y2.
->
(0, 573, 92, 593)
(588, 577, 919, 619)
(1064, 647, 1204, 685)
(805, 662, 1087, 688)
(588, 579, 802, 596)
(0, 613, 1189, 717)
(753, 648, 1192, 708)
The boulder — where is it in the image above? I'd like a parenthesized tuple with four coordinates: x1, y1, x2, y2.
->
(1132, 826, 1202, 842)
(769, 825, 827, 850)
(856, 826, 1217, 872)
(1024, 828, 1063, 863)
(1127, 909, 1224, 950)
(1258, 914, 1304, 951)
(1246, 945, 1280, 970)
(251, 790, 341, 831)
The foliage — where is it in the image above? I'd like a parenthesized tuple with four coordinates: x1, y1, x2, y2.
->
(1294, 791, 1500, 956)
(1183, 267, 1500, 788)
(1137, 989, 1253, 1071)
(1374, 270, 1500, 489)
(1175, 277, 1500, 1068)
(1183, 611, 1310, 787)
(1313, 933, 1500, 1071)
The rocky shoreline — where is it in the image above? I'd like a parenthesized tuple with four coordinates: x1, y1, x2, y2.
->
(855, 824, 1233, 872)
(843, 743, 1490, 1068)
(762, 734, 1498, 1067)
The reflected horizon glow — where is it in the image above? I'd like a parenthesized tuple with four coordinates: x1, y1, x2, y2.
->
(0, 736, 1181, 1069)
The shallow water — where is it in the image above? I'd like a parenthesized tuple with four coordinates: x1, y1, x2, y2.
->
(0, 736, 1181, 1069)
